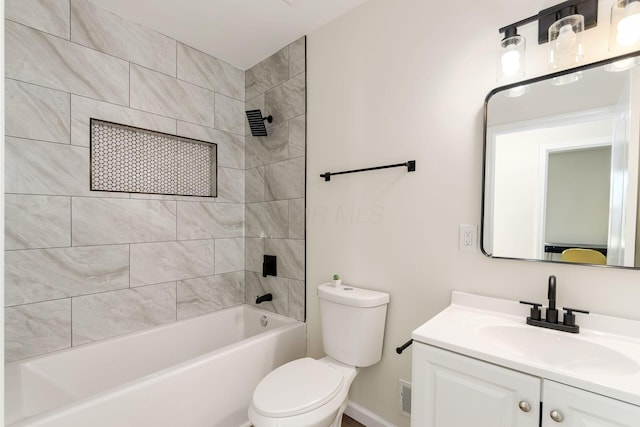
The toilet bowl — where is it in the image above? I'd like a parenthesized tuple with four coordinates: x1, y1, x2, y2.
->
(248, 283, 390, 427)
(248, 357, 357, 427)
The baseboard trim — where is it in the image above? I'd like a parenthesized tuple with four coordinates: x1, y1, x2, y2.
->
(344, 400, 397, 427)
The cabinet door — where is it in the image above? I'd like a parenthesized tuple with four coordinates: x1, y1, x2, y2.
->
(411, 343, 540, 427)
(542, 380, 640, 427)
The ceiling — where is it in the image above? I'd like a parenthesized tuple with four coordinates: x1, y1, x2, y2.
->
(89, 0, 369, 70)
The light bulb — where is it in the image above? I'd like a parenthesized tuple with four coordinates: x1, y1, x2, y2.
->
(548, 15, 584, 69)
(497, 34, 525, 82)
(617, 2, 640, 46)
(501, 48, 521, 76)
(556, 24, 577, 49)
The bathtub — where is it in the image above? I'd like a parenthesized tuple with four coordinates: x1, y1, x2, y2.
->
(5, 304, 306, 427)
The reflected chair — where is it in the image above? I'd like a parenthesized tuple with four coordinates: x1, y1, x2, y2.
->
(560, 248, 607, 265)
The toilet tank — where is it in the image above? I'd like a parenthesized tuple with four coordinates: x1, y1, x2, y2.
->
(318, 283, 390, 367)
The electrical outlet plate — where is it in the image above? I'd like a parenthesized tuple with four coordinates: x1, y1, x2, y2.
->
(459, 224, 477, 252)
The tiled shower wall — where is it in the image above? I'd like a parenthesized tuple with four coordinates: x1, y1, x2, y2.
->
(244, 41, 306, 322)
(4, 0, 306, 363)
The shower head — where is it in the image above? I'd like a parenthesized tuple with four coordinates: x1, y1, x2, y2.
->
(246, 110, 273, 137)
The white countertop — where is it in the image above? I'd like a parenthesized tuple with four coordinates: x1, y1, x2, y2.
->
(412, 291, 640, 406)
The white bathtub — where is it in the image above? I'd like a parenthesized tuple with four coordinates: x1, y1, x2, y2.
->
(5, 305, 306, 427)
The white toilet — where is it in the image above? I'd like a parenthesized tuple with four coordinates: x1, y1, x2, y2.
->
(248, 283, 390, 427)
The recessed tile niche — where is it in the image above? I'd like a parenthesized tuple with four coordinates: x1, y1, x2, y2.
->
(90, 119, 217, 197)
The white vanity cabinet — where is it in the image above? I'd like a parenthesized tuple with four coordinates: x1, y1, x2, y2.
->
(411, 342, 640, 427)
(542, 380, 640, 427)
(411, 343, 540, 427)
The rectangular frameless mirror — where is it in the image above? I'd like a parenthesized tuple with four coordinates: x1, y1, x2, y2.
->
(483, 51, 640, 268)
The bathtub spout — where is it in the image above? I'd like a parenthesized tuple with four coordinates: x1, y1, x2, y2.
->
(256, 293, 273, 304)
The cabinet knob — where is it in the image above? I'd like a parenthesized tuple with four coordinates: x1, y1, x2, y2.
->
(518, 401, 531, 413)
(550, 409, 564, 422)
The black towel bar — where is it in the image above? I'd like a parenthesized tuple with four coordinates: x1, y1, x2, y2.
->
(320, 160, 416, 181)
(396, 339, 413, 354)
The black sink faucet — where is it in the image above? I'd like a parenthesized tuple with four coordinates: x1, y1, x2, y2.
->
(520, 275, 589, 333)
(546, 275, 558, 323)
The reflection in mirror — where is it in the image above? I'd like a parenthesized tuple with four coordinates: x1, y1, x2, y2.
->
(483, 52, 640, 268)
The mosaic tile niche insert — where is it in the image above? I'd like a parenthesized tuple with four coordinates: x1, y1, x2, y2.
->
(90, 119, 217, 197)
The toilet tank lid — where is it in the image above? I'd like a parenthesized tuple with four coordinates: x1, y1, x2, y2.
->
(318, 283, 390, 307)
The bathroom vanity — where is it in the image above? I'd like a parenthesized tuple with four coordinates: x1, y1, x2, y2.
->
(410, 292, 640, 427)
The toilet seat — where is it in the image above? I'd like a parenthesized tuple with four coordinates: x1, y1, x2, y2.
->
(252, 358, 344, 417)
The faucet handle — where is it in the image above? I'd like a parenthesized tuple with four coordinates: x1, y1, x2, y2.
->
(520, 301, 542, 321)
(562, 307, 589, 327)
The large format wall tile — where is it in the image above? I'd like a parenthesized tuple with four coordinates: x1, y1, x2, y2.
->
(246, 201, 289, 238)
(177, 202, 244, 240)
(5, 21, 129, 105)
(5, 245, 130, 306)
(72, 282, 177, 345)
(215, 238, 244, 274)
(265, 239, 304, 280)
(71, 0, 177, 76)
(6, 137, 88, 196)
(246, 167, 265, 203)
(71, 95, 176, 147)
(265, 73, 306, 124)
(245, 122, 289, 168)
(177, 44, 244, 101)
(5, 299, 71, 363)
(177, 272, 244, 319)
(265, 157, 305, 201)
(5, 195, 70, 250)
(5, 79, 71, 144)
(245, 271, 288, 316)
(289, 37, 305, 77)
(130, 240, 215, 286)
(245, 238, 264, 273)
(130, 65, 215, 127)
(215, 94, 245, 135)
(245, 47, 288, 101)
(217, 167, 245, 204)
(177, 121, 244, 169)
(72, 198, 176, 246)
(5, 0, 70, 39)
(289, 115, 305, 158)
(288, 279, 305, 322)
(289, 198, 305, 239)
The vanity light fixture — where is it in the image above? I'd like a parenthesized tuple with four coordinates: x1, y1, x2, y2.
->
(548, 5, 585, 69)
(497, 27, 526, 82)
(498, 0, 598, 78)
(610, 0, 640, 50)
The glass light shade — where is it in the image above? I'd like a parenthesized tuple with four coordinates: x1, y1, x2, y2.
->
(548, 14, 584, 69)
(604, 56, 640, 72)
(610, 0, 640, 51)
(551, 71, 583, 86)
(503, 85, 529, 98)
(497, 35, 526, 82)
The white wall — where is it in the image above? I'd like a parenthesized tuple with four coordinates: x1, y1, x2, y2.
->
(546, 146, 611, 245)
(306, 0, 640, 425)
(492, 119, 612, 259)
